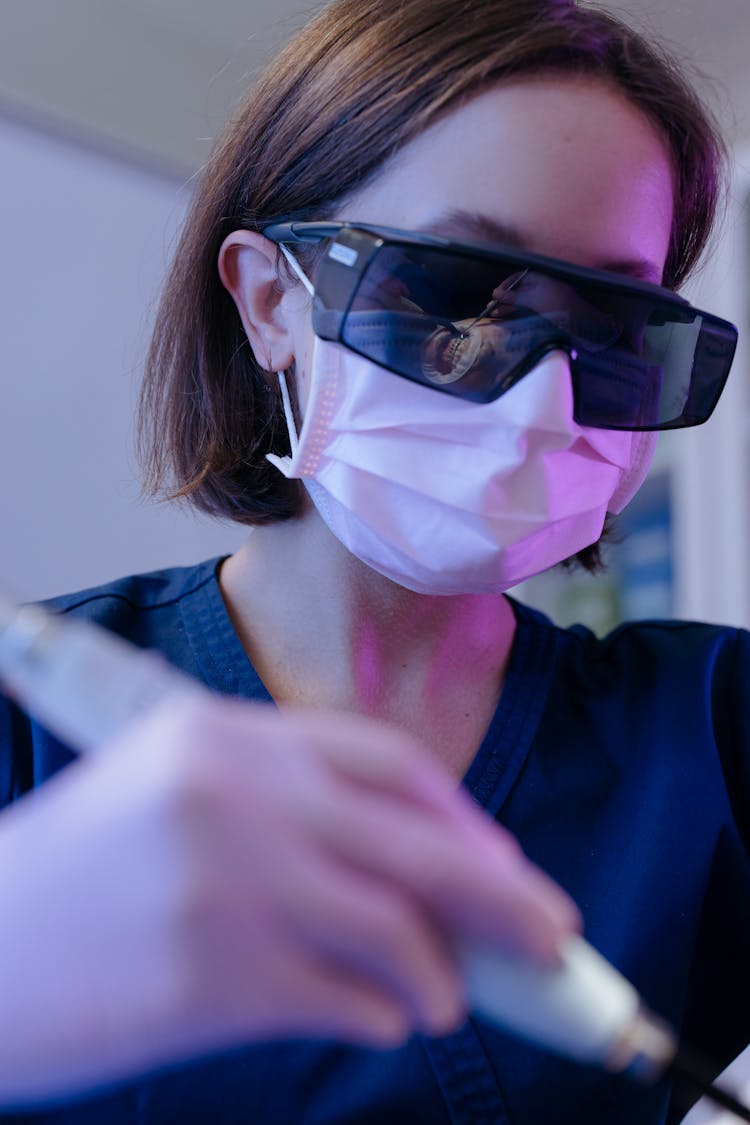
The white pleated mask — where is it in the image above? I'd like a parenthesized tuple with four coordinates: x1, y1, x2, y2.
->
(266, 339, 656, 595)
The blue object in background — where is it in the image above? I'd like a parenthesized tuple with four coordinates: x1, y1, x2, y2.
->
(615, 472, 673, 621)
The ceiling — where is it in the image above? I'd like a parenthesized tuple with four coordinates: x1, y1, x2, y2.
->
(1, 0, 749, 177)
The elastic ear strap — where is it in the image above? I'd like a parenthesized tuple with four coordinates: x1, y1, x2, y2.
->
(279, 244, 315, 296)
(277, 370, 300, 455)
(271, 245, 312, 460)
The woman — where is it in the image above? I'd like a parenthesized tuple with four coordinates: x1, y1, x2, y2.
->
(0, 0, 746, 1121)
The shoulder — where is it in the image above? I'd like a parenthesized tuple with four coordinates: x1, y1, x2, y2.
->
(43, 558, 224, 621)
(513, 599, 745, 684)
(568, 615, 748, 701)
(41, 557, 225, 641)
(514, 601, 750, 801)
(511, 599, 749, 755)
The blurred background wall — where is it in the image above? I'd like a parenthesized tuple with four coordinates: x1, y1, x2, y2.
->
(1, 0, 749, 626)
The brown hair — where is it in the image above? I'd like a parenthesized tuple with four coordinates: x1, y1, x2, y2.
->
(139, 0, 727, 569)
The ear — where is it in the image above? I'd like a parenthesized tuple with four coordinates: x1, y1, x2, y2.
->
(218, 230, 301, 371)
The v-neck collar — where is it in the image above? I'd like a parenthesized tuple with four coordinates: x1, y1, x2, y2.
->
(176, 558, 561, 1125)
(462, 595, 559, 817)
(181, 559, 558, 819)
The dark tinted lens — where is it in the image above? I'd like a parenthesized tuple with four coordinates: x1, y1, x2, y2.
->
(570, 347, 663, 429)
(338, 241, 735, 427)
(341, 244, 564, 401)
(571, 303, 736, 429)
(674, 318, 738, 427)
(642, 312, 737, 428)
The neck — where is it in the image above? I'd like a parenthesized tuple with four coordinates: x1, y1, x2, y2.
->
(219, 503, 517, 772)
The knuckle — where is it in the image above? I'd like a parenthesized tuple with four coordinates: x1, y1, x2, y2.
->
(367, 895, 421, 956)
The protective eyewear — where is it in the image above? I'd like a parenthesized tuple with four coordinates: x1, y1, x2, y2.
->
(263, 221, 738, 431)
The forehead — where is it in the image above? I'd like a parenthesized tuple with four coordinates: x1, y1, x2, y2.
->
(339, 76, 675, 284)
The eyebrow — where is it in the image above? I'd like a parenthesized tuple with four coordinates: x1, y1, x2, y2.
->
(417, 208, 663, 285)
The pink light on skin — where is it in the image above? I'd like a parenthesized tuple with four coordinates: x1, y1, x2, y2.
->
(349, 592, 515, 744)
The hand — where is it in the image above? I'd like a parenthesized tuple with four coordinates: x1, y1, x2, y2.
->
(0, 694, 579, 1105)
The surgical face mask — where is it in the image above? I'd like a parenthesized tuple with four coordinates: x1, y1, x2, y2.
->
(266, 338, 656, 596)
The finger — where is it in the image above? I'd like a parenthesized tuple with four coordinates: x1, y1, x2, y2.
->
(277, 854, 466, 1037)
(218, 701, 580, 960)
(303, 783, 580, 964)
(264, 955, 413, 1047)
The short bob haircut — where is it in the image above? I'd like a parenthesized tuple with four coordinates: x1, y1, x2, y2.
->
(139, 0, 727, 571)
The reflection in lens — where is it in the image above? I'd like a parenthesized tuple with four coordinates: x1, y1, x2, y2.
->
(421, 326, 483, 384)
(420, 313, 563, 396)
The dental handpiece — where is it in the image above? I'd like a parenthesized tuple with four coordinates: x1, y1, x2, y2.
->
(0, 595, 747, 1120)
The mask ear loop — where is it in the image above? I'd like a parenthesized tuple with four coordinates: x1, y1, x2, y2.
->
(267, 243, 315, 470)
(278, 243, 315, 296)
(275, 368, 299, 458)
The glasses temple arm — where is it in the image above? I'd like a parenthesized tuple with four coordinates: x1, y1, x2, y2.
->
(262, 221, 345, 245)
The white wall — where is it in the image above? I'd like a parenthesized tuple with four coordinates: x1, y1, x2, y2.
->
(669, 151, 750, 628)
(0, 113, 245, 602)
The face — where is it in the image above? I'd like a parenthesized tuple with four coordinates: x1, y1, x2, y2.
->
(287, 74, 675, 404)
(225, 74, 678, 594)
(345, 75, 673, 276)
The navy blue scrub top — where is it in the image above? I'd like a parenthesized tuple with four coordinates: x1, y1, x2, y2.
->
(2, 557, 750, 1125)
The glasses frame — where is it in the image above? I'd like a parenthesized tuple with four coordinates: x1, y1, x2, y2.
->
(262, 220, 738, 431)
